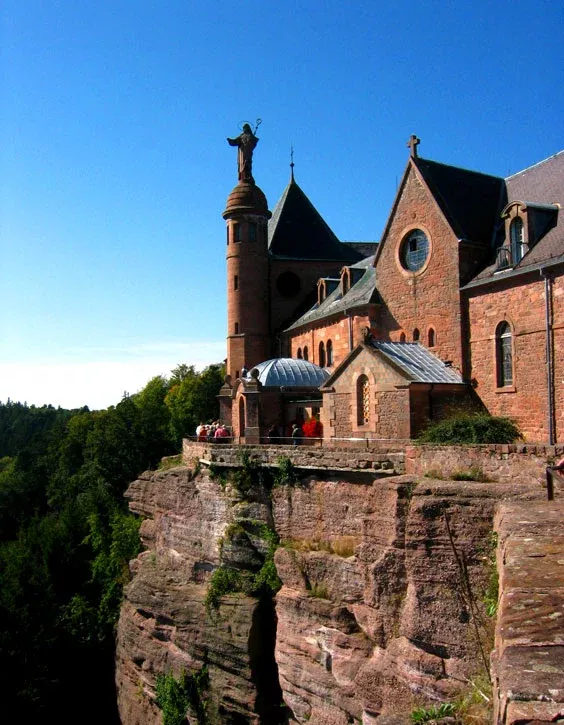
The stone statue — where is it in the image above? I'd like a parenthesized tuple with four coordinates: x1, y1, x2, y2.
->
(227, 123, 259, 183)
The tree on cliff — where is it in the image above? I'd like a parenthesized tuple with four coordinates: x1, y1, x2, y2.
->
(0, 362, 224, 723)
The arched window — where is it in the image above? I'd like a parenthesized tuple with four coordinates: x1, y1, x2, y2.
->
(248, 222, 257, 242)
(356, 375, 370, 426)
(234, 322, 239, 334)
(510, 218, 525, 264)
(413, 328, 420, 342)
(238, 397, 245, 438)
(496, 322, 513, 387)
(233, 223, 242, 243)
(297, 347, 303, 359)
(326, 340, 333, 366)
(400, 332, 406, 343)
(303, 346, 309, 361)
(428, 328, 435, 347)
(319, 341, 326, 368)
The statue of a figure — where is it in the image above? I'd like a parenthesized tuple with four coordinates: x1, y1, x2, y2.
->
(227, 123, 259, 183)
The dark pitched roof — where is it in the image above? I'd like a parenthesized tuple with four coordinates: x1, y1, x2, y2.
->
(268, 178, 363, 262)
(413, 157, 505, 245)
(285, 255, 378, 332)
(465, 150, 564, 287)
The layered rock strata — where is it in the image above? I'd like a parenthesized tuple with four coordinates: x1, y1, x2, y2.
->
(116, 461, 541, 724)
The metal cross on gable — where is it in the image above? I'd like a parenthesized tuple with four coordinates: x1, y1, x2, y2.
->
(407, 134, 420, 157)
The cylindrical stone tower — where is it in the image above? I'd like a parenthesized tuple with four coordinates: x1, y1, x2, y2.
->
(223, 182, 272, 380)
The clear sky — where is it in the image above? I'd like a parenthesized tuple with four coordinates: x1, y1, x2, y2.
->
(1, 0, 563, 409)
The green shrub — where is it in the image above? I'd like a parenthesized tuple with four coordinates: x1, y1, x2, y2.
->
(452, 466, 489, 482)
(418, 413, 521, 445)
(411, 702, 456, 723)
(205, 566, 244, 613)
(155, 667, 208, 725)
(273, 455, 299, 486)
(482, 532, 499, 617)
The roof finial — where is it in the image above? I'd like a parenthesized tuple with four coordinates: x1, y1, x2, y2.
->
(290, 145, 295, 182)
(407, 134, 420, 158)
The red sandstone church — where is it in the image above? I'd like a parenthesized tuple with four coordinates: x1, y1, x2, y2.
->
(218, 129, 564, 445)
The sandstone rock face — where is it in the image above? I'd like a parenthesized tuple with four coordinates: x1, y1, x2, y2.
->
(492, 500, 564, 725)
(116, 462, 541, 725)
(271, 475, 539, 724)
(115, 465, 283, 725)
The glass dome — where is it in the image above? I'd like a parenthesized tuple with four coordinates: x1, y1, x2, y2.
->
(247, 358, 329, 388)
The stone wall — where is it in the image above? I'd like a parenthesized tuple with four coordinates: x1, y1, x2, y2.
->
(492, 500, 564, 724)
(465, 272, 564, 443)
(183, 439, 406, 473)
(373, 162, 466, 369)
(405, 443, 564, 489)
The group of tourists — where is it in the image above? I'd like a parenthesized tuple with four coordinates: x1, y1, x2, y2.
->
(196, 421, 230, 442)
(266, 422, 303, 445)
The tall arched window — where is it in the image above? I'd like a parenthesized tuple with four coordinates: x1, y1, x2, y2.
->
(303, 346, 309, 361)
(428, 328, 435, 347)
(297, 347, 303, 359)
(413, 328, 420, 342)
(510, 218, 525, 264)
(496, 322, 513, 387)
(400, 332, 406, 343)
(356, 375, 370, 426)
(326, 339, 333, 366)
(319, 341, 326, 368)
(238, 397, 245, 438)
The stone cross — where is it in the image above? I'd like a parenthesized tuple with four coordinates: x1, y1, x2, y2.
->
(407, 134, 420, 158)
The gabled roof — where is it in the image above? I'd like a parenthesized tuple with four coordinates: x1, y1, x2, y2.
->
(322, 342, 465, 389)
(268, 178, 363, 262)
(285, 255, 378, 332)
(413, 157, 505, 245)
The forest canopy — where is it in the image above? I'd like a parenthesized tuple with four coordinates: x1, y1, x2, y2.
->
(0, 362, 223, 723)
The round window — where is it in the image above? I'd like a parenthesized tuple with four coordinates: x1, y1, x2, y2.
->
(400, 229, 429, 272)
(276, 271, 301, 298)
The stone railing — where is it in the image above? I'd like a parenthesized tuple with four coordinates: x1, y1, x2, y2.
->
(182, 439, 564, 490)
(182, 439, 406, 474)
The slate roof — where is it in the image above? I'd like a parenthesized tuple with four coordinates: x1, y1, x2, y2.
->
(247, 358, 330, 388)
(413, 157, 505, 245)
(465, 150, 564, 288)
(369, 342, 464, 384)
(285, 255, 378, 332)
(268, 178, 363, 262)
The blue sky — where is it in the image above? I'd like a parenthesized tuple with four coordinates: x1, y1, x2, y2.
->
(1, 0, 563, 409)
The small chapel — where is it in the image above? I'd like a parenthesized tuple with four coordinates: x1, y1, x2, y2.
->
(218, 126, 564, 445)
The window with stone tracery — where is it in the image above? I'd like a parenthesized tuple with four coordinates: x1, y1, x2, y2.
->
(356, 374, 370, 426)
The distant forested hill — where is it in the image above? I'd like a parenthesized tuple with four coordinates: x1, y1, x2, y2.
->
(0, 364, 223, 724)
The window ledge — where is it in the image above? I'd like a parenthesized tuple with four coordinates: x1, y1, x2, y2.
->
(495, 385, 516, 394)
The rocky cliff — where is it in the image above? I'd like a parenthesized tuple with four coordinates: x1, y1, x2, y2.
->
(115, 456, 541, 724)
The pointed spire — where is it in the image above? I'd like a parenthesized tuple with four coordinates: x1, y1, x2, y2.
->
(290, 145, 295, 182)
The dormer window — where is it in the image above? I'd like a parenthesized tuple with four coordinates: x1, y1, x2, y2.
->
(510, 218, 525, 264)
(318, 278, 339, 305)
(497, 201, 531, 269)
(342, 268, 350, 295)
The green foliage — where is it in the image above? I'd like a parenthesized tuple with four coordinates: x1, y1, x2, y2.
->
(158, 454, 183, 471)
(155, 667, 209, 725)
(411, 702, 456, 723)
(418, 413, 521, 445)
(0, 362, 223, 720)
(273, 455, 299, 486)
(165, 364, 224, 444)
(308, 582, 329, 599)
(452, 467, 489, 482)
(482, 533, 499, 617)
(205, 566, 244, 613)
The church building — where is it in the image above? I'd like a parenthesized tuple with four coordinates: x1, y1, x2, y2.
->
(219, 127, 564, 445)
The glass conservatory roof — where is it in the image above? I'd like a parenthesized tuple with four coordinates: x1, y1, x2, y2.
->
(247, 358, 330, 388)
